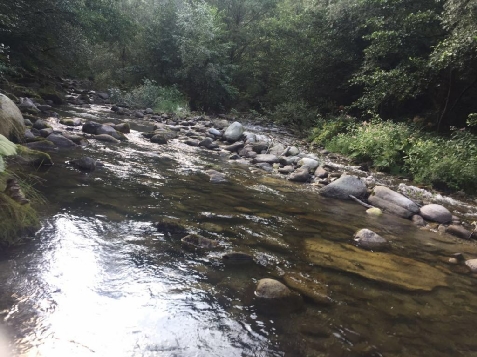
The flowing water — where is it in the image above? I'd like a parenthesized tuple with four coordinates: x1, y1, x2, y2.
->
(2, 104, 477, 357)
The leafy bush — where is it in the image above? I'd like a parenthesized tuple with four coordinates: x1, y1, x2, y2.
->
(268, 100, 319, 133)
(405, 131, 477, 192)
(327, 119, 412, 172)
(309, 115, 355, 145)
(109, 79, 189, 113)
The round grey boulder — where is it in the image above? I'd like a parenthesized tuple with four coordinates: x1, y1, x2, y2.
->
(224, 121, 244, 142)
(0, 93, 25, 140)
(420, 204, 452, 224)
(255, 279, 292, 299)
(354, 229, 389, 251)
(320, 174, 367, 200)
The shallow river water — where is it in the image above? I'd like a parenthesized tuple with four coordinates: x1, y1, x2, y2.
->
(1, 104, 477, 357)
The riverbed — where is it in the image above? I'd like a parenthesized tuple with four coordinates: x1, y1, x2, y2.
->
(1, 103, 477, 356)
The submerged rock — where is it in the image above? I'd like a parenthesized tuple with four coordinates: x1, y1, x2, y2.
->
(93, 134, 120, 143)
(446, 225, 472, 240)
(305, 239, 448, 291)
(204, 169, 227, 183)
(465, 259, 477, 273)
(254, 278, 303, 314)
(354, 229, 389, 251)
(71, 157, 96, 171)
(222, 252, 254, 263)
(46, 133, 77, 147)
(283, 273, 331, 305)
(181, 234, 218, 251)
(420, 204, 452, 224)
(320, 174, 367, 200)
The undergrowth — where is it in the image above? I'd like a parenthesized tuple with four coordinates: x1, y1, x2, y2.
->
(310, 116, 477, 193)
(109, 79, 189, 114)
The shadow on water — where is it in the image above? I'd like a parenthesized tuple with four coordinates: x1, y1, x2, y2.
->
(1, 104, 477, 356)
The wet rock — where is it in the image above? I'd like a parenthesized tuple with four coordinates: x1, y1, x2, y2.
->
(46, 133, 77, 147)
(283, 273, 331, 305)
(184, 139, 200, 147)
(181, 234, 218, 251)
(368, 195, 414, 219)
(156, 219, 188, 235)
(39, 128, 53, 137)
(93, 134, 120, 143)
(254, 278, 303, 314)
(446, 225, 472, 239)
(366, 207, 382, 216)
(224, 121, 244, 142)
(412, 214, 426, 227)
(32, 119, 50, 130)
(18, 97, 39, 114)
(354, 229, 389, 251)
(222, 252, 254, 263)
(82, 121, 102, 134)
(283, 146, 299, 156)
(60, 118, 82, 126)
(208, 128, 222, 137)
(114, 123, 130, 133)
(278, 165, 295, 174)
(205, 169, 226, 183)
(279, 155, 300, 166)
(25, 140, 58, 152)
(224, 141, 244, 152)
(269, 143, 285, 156)
(314, 166, 328, 179)
(288, 167, 310, 182)
(320, 174, 367, 200)
(368, 186, 419, 217)
(305, 239, 447, 291)
(465, 259, 477, 273)
(97, 125, 127, 141)
(63, 134, 88, 146)
(420, 204, 452, 224)
(135, 111, 145, 118)
(252, 142, 269, 153)
(71, 156, 96, 171)
(15, 145, 53, 167)
(255, 163, 273, 172)
(253, 154, 280, 164)
(298, 158, 320, 171)
(151, 130, 177, 144)
(199, 137, 218, 150)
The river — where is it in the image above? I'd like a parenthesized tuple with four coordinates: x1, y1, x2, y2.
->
(1, 103, 477, 356)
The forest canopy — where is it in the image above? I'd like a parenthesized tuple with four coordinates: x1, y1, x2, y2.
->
(0, 0, 476, 130)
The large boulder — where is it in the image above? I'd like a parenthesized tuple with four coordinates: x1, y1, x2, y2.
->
(368, 186, 419, 218)
(223, 121, 244, 142)
(0, 93, 25, 141)
(420, 204, 452, 224)
(320, 174, 367, 200)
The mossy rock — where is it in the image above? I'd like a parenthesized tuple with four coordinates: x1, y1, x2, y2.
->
(305, 238, 448, 292)
(39, 88, 65, 105)
(0, 192, 40, 247)
(15, 145, 54, 167)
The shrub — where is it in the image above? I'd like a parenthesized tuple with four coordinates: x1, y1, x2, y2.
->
(309, 115, 355, 145)
(405, 131, 477, 192)
(326, 119, 412, 173)
(109, 79, 189, 113)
